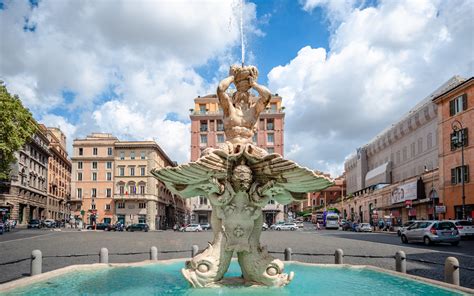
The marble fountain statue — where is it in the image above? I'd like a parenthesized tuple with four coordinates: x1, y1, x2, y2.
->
(151, 65, 333, 288)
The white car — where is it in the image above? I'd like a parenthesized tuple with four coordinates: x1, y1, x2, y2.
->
(274, 223, 297, 231)
(183, 224, 202, 232)
(295, 221, 304, 228)
(454, 220, 474, 238)
(262, 223, 269, 231)
(356, 223, 373, 232)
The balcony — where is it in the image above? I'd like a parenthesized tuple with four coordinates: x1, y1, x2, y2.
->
(113, 193, 155, 201)
(192, 203, 212, 211)
(192, 110, 223, 116)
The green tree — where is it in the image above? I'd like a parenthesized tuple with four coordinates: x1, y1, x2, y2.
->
(0, 81, 37, 180)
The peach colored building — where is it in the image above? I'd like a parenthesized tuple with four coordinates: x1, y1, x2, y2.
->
(433, 76, 473, 220)
(71, 133, 118, 225)
(189, 94, 285, 225)
(43, 126, 71, 220)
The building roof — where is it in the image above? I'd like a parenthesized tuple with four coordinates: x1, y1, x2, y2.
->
(432, 76, 474, 103)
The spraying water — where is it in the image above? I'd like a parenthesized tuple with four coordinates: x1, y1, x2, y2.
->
(239, 0, 245, 66)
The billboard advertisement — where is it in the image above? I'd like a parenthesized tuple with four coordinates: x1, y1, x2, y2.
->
(391, 181, 417, 204)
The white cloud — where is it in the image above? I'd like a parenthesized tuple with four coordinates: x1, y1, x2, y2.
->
(0, 0, 259, 163)
(269, 0, 474, 177)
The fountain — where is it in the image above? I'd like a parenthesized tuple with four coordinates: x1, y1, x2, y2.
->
(150, 64, 333, 288)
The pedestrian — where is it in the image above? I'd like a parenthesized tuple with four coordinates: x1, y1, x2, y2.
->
(316, 222, 321, 230)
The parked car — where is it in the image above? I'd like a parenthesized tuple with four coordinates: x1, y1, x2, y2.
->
(356, 223, 373, 232)
(295, 221, 304, 228)
(397, 221, 417, 236)
(200, 223, 211, 231)
(341, 221, 352, 231)
(350, 223, 359, 232)
(454, 220, 474, 238)
(43, 219, 56, 228)
(183, 224, 202, 232)
(262, 223, 269, 231)
(27, 219, 41, 229)
(87, 223, 110, 230)
(126, 223, 150, 232)
(274, 223, 297, 231)
(270, 221, 285, 230)
(0, 222, 4, 234)
(401, 221, 460, 246)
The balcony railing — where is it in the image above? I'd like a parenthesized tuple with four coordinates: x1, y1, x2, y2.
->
(192, 110, 223, 116)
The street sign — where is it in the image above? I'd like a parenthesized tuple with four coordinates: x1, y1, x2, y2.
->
(435, 206, 446, 213)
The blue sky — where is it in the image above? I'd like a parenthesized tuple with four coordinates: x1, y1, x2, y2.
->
(1, 0, 473, 176)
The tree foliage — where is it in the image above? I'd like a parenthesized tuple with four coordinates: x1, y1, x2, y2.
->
(0, 81, 37, 180)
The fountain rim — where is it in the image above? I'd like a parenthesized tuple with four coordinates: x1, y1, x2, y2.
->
(0, 258, 472, 294)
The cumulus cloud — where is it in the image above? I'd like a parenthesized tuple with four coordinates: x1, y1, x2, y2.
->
(270, 0, 474, 177)
(0, 0, 259, 163)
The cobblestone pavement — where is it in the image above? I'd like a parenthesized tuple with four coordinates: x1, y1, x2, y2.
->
(0, 225, 473, 288)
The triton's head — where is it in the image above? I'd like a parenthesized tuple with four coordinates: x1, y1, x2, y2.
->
(231, 164, 253, 191)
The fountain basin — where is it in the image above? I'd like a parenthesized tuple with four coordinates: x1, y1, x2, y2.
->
(0, 259, 471, 295)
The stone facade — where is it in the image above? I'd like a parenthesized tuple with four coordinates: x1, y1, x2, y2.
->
(189, 94, 285, 225)
(44, 126, 72, 220)
(433, 77, 473, 220)
(0, 127, 51, 224)
(71, 133, 186, 229)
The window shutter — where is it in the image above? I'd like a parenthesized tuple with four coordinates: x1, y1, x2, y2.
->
(449, 100, 455, 116)
(450, 132, 455, 151)
(451, 168, 456, 184)
(463, 128, 468, 146)
(462, 94, 468, 111)
(464, 165, 470, 183)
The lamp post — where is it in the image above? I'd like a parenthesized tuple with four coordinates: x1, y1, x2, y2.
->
(451, 119, 466, 220)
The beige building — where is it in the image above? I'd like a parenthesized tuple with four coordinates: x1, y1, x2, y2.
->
(71, 133, 186, 230)
(0, 127, 50, 224)
(44, 126, 72, 221)
(113, 141, 185, 230)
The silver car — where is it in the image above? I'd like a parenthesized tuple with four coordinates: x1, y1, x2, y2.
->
(401, 221, 460, 246)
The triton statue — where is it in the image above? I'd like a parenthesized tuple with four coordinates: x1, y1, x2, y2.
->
(151, 65, 333, 288)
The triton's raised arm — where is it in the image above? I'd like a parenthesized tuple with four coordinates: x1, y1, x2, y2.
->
(217, 75, 234, 117)
(250, 76, 272, 115)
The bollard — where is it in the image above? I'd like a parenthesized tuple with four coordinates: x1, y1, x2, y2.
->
(444, 257, 460, 286)
(335, 249, 343, 264)
(395, 250, 406, 273)
(284, 248, 292, 261)
(150, 246, 158, 261)
(100, 247, 109, 264)
(192, 245, 199, 257)
(30, 250, 42, 276)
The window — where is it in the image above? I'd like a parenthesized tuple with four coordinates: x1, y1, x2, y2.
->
(418, 138, 423, 154)
(199, 196, 208, 205)
(140, 167, 146, 176)
(396, 151, 401, 164)
(92, 188, 97, 198)
(217, 120, 224, 131)
(120, 151, 125, 160)
(119, 185, 124, 195)
(402, 147, 407, 162)
(106, 172, 112, 181)
(270, 103, 277, 111)
(320, 199, 325, 206)
(106, 188, 111, 197)
(77, 172, 83, 181)
(119, 167, 125, 176)
(200, 135, 208, 145)
(77, 188, 82, 199)
(450, 128, 469, 150)
(267, 133, 274, 143)
(92, 172, 97, 181)
(267, 147, 275, 154)
(107, 147, 113, 156)
(139, 202, 147, 209)
(130, 151, 135, 160)
(91, 204, 96, 210)
(130, 184, 136, 195)
(217, 134, 225, 143)
(105, 204, 111, 210)
(93, 148, 98, 155)
(266, 119, 274, 130)
(252, 134, 257, 144)
(449, 94, 467, 116)
(139, 185, 146, 195)
(117, 202, 125, 209)
(451, 165, 470, 184)
(78, 162, 83, 169)
(427, 133, 433, 149)
(106, 161, 112, 169)
(199, 104, 206, 113)
(411, 142, 416, 158)
(92, 162, 98, 169)
(200, 120, 208, 132)
(140, 151, 146, 159)
(78, 148, 83, 156)
(130, 167, 135, 176)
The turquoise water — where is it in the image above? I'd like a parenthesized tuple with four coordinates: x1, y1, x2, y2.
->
(3, 261, 464, 296)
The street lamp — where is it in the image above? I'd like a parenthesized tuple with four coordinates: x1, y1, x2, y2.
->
(451, 119, 466, 220)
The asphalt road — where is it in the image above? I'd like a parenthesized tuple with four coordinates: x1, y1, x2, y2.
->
(0, 224, 473, 288)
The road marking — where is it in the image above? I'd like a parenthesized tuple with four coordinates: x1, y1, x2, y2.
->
(0, 232, 55, 244)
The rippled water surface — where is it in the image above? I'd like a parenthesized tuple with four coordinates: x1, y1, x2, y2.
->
(3, 261, 464, 296)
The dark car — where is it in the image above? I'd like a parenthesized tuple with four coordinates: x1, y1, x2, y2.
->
(87, 223, 110, 230)
(341, 222, 352, 231)
(126, 223, 149, 232)
(351, 223, 359, 232)
(28, 219, 42, 229)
